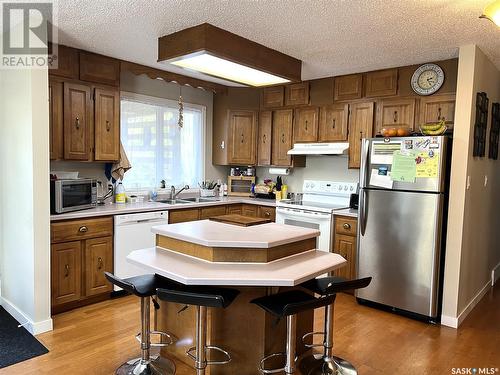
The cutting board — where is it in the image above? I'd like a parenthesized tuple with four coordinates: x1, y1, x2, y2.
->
(209, 214, 272, 227)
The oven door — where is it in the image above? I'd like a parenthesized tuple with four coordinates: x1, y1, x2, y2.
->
(275, 207, 333, 252)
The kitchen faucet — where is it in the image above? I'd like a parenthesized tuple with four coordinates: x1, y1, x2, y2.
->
(171, 185, 190, 199)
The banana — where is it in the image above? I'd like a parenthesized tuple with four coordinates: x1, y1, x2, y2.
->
(421, 119, 446, 131)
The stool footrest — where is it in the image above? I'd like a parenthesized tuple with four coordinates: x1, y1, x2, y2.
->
(135, 330, 177, 347)
(302, 331, 325, 349)
(259, 352, 286, 374)
(186, 345, 232, 366)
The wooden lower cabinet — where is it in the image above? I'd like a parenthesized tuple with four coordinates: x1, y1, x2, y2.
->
(242, 204, 258, 217)
(84, 236, 113, 297)
(200, 205, 227, 220)
(170, 204, 276, 223)
(51, 217, 113, 313)
(258, 206, 276, 221)
(226, 204, 242, 215)
(51, 241, 82, 306)
(168, 208, 200, 224)
(333, 216, 358, 292)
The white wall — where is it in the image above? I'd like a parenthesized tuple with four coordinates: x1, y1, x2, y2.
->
(441, 45, 500, 328)
(257, 156, 359, 192)
(0, 67, 52, 334)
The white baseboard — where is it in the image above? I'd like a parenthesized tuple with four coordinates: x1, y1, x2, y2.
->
(492, 261, 500, 286)
(440, 314, 458, 328)
(0, 296, 53, 335)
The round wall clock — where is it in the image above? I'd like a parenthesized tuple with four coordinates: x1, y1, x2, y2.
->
(411, 63, 445, 96)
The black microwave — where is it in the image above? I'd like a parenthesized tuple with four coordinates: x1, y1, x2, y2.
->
(50, 179, 98, 214)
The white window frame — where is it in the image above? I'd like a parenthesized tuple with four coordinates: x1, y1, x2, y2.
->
(120, 91, 207, 189)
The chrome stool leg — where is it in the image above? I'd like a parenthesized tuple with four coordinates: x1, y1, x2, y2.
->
(259, 314, 297, 374)
(186, 306, 231, 375)
(299, 304, 357, 375)
(116, 296, 176, 375)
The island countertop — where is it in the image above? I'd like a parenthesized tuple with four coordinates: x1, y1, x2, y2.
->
(151, 220, 320, 248)
(127, 247, 346, 286)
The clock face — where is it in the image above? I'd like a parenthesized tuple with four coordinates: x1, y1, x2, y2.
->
(411, 64, 445, 95)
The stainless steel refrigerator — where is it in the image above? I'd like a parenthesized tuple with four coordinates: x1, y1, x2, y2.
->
(356, 135, 449, 320)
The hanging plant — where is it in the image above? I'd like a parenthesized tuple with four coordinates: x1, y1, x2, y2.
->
(178, 86, 184, 129)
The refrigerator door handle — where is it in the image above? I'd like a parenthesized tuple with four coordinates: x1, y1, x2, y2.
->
(360, 189, 368, 236)
(359, 139, 370, 188)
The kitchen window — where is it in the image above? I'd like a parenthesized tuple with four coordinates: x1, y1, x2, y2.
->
(120, 92, 205, 190)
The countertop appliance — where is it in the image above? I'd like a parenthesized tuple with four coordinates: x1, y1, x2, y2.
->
(114, 211, 169, 291)
(276, 180, 358, 252)
(50, 178, 97, 214)
(356, 135, 450, 321)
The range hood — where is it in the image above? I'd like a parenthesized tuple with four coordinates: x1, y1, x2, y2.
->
(287, 143, 349, 155)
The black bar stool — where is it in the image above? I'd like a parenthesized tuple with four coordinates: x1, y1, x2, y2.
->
(104, 272, 178, 375)
(251, 290, 336, 374)
(156, 286, 239, 375)
(299, 276, 372, 375)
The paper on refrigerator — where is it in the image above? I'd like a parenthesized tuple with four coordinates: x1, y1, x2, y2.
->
(370, 169, 394, 189)
(371, 141, 401, 164)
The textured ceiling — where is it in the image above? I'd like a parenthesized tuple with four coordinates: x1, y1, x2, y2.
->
(55, 0, 500, 86)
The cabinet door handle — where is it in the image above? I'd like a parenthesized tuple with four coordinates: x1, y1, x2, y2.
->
(241, 133, 244, 143)
(106, 120, 111, 132)
(437, 107, 442, 121)
(305, 120, 308, 131)
(264, 211, 270, 217)
(78, 226, 88, 233)
(393, 111, 398, 123)
(343, 223, 351, 230)
(97, 257, 103, 270)
(360, 131, 363, 141)
(75, 117, 80, 129)
(263, 134, 266, 143)
(64, 264, 69, 277)
(281, 133, 285, 143)
(332, 119, 336, 129)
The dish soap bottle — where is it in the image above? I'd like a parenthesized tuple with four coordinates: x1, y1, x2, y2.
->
(115, 181, 126, 204)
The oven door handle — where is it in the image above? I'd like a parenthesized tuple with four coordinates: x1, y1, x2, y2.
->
(276, 208, 332, 220)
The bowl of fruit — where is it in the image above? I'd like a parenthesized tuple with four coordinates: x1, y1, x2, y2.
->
(420, 119, 447, 136)
(380, 127, 412, 137)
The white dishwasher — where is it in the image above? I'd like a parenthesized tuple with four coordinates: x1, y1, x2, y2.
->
(114, 210, 169, 291)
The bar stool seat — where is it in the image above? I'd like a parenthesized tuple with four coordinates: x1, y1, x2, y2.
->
(298, 276, 372, 375)
(104, 272, 179, 375)
(156, 286, 239, 375)
(251, 290, 335, 374)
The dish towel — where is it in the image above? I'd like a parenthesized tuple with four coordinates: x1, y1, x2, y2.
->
(105, 143, 131, 182)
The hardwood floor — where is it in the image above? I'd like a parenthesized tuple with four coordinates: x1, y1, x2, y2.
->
(2, 285, 498, 375)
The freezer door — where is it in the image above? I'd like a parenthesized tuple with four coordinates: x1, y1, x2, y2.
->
(360, 136, 448, 193)
(357, 188, 443, 318)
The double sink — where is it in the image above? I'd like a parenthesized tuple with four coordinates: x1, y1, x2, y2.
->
(157, 197, 223, 205)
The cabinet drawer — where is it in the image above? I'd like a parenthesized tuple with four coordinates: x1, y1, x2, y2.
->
(335, 216, 357, 236)
(168, 208, 200, 224)
(200, 205, 227, 220)
(258, 206, 276, 222)
(51, 217, 113, 243)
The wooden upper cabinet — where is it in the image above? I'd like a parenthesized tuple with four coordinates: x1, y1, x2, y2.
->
(375, 98, 416, 134)
(94, 88, 120, 161)
(49, 79, 64, 160)
(49, 44, 79, 79)
(271, 109, 293, 166)
(227, 110, 257, 165)
(257, 111, 272, 166)
(285, 83, 310, 106)
(63, 82, 92, 160)
(334, 74, 363, 101)
(348, 101, 374, 169)
(51, 241, 82, 306)
(294, 106, 319, 142)
(419, 94, 456, 129)
(79, 51, 120, 86)
(365, 68, 398, 97)
(319, 104, 349, 142)
(84, 236, 113, 297)
(261, 86, 284, 108)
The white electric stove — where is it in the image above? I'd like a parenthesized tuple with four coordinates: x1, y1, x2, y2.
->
(276, 180, 358, 252)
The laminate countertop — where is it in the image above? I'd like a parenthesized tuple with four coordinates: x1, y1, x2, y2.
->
(127, 247, 346, 287)
(50, 196, 277, 221)
(152, 220, 320, 248)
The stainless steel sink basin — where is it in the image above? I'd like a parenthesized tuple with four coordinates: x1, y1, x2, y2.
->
(179, 197, 222, 203)
(157, 199, 192, 205)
